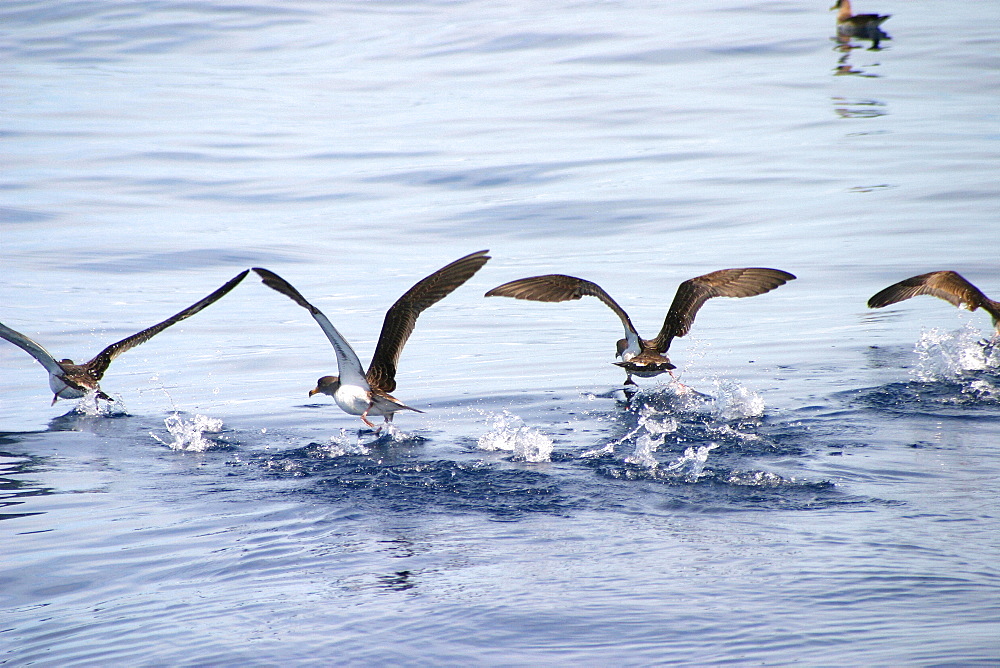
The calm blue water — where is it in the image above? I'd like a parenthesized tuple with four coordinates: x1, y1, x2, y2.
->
(3, 0, 1000, 664)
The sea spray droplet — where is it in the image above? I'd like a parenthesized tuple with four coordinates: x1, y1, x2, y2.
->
(477, 412, 553, 462)
(151, 413, 223, 451)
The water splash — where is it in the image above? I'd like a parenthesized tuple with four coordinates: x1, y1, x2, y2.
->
(622, 378, 764, 420)
(623, 430, 664, 468)
(724, 470, 791, 487)
(477, 412, 553, 462)
(314, 429, 373, 457)
(587, 403, 678, 461)
(73, 390, 127, 417)
(707, 379, 765, 420)
(662, 443, 719, 481)
(964, 378, 1000, 402)
(623, 404, 678, 467)
(914, 325, 998, 381)
(151, 413, 223, 452)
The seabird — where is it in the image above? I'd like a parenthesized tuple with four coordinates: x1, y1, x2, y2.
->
(868, 271, 1000, 335)
(486, 268, 796, 384)
(1, 270, 249, 405)
(831, 0, 890, 49)
(253, 250, 490, 430)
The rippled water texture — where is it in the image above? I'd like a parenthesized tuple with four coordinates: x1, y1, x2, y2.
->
(3, 0, 1000, 664)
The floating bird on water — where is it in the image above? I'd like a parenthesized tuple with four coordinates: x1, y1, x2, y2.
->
(486, 268, 796, 385)
(831, 0, 890, 49)
(868, 271, 1000, 336)
(253, 250, 490, 430)
(0, 270, 249, 405)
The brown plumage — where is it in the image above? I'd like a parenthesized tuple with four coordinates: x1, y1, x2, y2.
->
(366, 251, 492, 393)
(253, 250, 490, 429)
(486, 268, 796, 384)
(868, 271, 1000, 333)
(831, 0, 890, 49)
(1, 270, 249, 404)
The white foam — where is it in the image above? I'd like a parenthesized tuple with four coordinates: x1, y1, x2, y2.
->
(151, 413, 223, 452)
(477, 412, 553, 463)
(913, 325, 997, 381)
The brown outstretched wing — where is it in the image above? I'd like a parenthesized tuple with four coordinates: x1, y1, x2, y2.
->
(868, 271, 989, 311)
(366, 250, 490, 393)
(485, 274, 641, 342)
(84, 270, 249, 380)
(651, 267, 796, 353)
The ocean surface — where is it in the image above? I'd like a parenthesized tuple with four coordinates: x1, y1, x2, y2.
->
(3, 0, 999, 664)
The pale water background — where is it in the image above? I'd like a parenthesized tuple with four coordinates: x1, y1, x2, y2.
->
(2, 0, 1000, 664)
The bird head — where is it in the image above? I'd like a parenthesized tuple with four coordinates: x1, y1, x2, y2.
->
(309, 375, 340, 397)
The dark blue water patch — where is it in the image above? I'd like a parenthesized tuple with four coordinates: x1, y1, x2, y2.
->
(582, 458, 867, 512)
(258, 445, 579, 520)
(762, 417, 871, 455)
(846, 374, 1000, 419)
(593, 389, 817, 458)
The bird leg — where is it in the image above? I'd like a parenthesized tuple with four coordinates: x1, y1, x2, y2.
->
(360, 405, 379, 431)
(668, 369, 693, 394)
